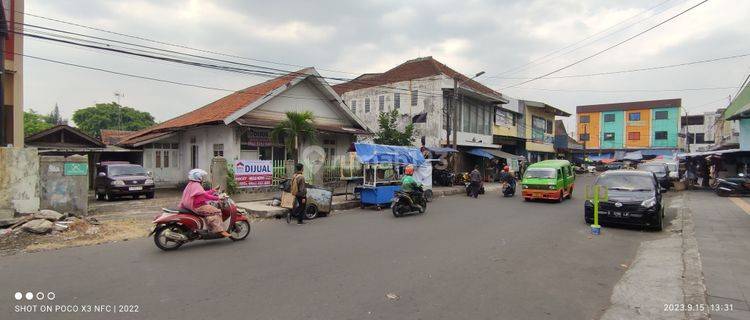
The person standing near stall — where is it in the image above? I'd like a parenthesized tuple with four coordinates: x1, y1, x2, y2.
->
(469, 165, 482, 198)
(290, 163, 307, 225)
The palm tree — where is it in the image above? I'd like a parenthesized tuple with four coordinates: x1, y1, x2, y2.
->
(270, 111, 317, 163)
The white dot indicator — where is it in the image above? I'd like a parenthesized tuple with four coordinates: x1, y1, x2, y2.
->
(14, 292, 22, 300)
(36, 292, 45, 300)
(25, 292, 33, 300)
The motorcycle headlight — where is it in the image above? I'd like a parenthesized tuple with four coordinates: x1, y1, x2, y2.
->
(145, 179, 154, 185)
(641, 197, 657, 208)
(112, 180, 125, 186)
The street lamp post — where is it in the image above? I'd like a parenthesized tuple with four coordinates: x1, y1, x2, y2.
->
(451, 71, 485, 172)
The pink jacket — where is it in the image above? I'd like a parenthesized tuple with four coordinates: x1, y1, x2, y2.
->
(179, 181, 219, 211)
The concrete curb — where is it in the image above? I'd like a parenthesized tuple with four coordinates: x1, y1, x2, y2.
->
(242, 185, 504, 218)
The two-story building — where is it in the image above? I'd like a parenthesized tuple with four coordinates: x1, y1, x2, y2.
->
(576, 99, 682, 155)
(681, 110, 723, 152)
(520, 100, 571, 162)
(0, 0, 24, 147)
(332, 56, 508, 171)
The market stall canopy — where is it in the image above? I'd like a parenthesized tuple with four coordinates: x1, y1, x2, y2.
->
(483, 148, 521, 160)
(354, 143, 425, 165)
(466, 148, 495, 159)
(587, 154, 613, 162)
(623, 150, 643, 161)
(425, 146, 458, 153)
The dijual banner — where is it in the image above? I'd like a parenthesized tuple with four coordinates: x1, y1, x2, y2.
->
(234, 160, 273, 188)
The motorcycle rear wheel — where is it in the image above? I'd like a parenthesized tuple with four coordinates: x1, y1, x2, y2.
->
(392, 204, 404, 218)
(154, 225, 185, 251)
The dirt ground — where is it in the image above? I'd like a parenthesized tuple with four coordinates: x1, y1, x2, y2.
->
(0, 219, 152, 256)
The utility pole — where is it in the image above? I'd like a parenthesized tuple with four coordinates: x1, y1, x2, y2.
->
(114, 91, 124, 131)
(582, 123, 588, 162)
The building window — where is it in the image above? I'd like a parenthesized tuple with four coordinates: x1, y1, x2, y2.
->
(364, 98, 370, 113)
(546, 119, 553, 134)
(379, 95, 385, 112)
(532, 116, 547, 141)
(654, 111, 668, 120)
(191, 145, 198, 168)
(411, 90, 418, 106)
(394, 93, 400, 109)
(628, 132, 640, 140)
(580, 115, 590, 123)
(213, 144, 224, 157)
(695, 133, 705, 144)
(579, 133, 590, 141)
(351, 100, 357, 113)
(603, 132, 615, 141)
(628, 112, 641, 121)
(603, 113, 615, 122)
(155, 150, 162, 168)
(655, 131, 668, 140)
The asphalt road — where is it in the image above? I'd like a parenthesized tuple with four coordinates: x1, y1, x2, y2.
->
(1, 175, 673, 320)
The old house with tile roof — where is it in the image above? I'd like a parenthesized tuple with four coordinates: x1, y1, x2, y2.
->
(119, 68, 369, 186)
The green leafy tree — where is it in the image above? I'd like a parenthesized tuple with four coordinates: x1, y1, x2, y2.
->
(46, 104, 67, 125)
(71, 102, 155, 138)
(374, 109, 415, 146)
(24, 109, 53, 136)
(270, 111, 317, 163)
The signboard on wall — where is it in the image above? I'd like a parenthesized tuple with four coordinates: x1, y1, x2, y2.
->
(234, 160, 273, 187)
(64, 163, 88, 176)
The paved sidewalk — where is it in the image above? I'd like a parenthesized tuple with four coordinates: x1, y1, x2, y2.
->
(686, 191, 750, 320)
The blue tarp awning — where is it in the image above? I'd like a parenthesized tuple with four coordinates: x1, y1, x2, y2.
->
(641, 149, 676, 156)
(587, 153, 614, 161)
(467, 148, 495, 159)
(354, 143, 426, 165)
(426, 146, 458, 153)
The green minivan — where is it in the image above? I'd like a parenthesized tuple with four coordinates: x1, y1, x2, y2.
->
(521, 160, 575, 202)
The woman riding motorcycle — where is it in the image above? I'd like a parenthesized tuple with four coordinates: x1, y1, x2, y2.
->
(498, 166, 516, 192)
(179, 169, 231, 238)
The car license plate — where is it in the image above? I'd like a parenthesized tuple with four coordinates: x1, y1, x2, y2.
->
(129, 186, 143, 191)
(609, 211, 622, 217)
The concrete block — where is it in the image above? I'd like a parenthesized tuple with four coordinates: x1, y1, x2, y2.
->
(11, 198, 40, 214)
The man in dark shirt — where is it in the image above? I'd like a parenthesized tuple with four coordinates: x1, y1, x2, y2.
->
(469, 165, 482, 198)
(291, 163, 307, 224)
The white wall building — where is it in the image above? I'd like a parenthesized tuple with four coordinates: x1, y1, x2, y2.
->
(333, 57, 508, 151)
(119, 68, 369, 186)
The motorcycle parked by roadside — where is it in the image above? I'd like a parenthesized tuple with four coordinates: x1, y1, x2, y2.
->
(432, 169, 455, 187)
(392, 186, 427, 217)
(150, 194, 251, 251)
(715, 173, 750, 197)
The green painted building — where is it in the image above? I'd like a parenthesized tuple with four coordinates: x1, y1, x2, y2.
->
(576, 99, 682, 152)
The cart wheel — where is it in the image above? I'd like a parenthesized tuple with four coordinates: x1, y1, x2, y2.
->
(376, 206, 382, 211)
(304, 204, 319, 220)
(424, 190, 434, 202)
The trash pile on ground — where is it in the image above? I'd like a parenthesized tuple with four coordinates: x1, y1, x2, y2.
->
(0, 209, 101, 238)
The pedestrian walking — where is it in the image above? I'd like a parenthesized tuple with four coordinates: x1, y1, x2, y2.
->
(290, 163, 307, 225)
(469, 165, 482, 198)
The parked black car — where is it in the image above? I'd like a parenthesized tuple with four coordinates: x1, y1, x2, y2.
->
(637, 162, 671, 189)
(95, 162, 155, 201)
(715, 173, 750, 196)
(585, 170, 666, 231)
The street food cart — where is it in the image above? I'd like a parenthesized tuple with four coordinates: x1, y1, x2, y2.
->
(354, 143, 427, 209)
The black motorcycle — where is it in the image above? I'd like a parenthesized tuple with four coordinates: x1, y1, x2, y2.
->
(715, 173, 750, 197)
(432, 169, 455, 187)
(501, 181, 516, 197)
(392, 187, 427, 217)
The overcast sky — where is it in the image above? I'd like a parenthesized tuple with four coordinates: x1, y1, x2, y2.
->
(23, 0, 750, 133)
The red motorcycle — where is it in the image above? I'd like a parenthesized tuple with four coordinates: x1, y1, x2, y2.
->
(150, 194, 251, 251)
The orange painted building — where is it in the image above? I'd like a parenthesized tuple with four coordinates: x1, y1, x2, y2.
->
(624, 109, 651, 148)
(577, 112, 600, 149)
